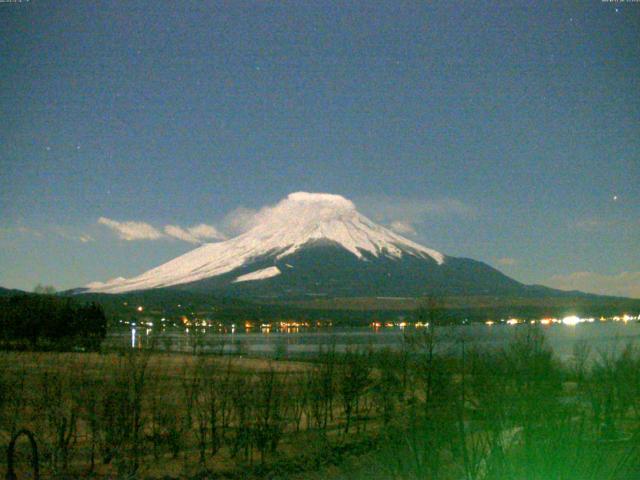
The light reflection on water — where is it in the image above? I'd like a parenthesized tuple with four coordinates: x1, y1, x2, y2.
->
(106, 322, 640, 361)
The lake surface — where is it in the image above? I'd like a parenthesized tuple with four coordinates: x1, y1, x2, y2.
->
(108, 321, 640, 362)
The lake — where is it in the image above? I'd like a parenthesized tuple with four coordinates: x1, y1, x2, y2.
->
(108, 320, 640, 362)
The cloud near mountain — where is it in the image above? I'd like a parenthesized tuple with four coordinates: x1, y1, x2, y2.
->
(389, 220, 417, 235)
(98, 217, 164, 241)
(98, 217, 225, 243)
(216, 195, 474, 239)
(163, 224, 226, 243)
(96, 195, 473, 245)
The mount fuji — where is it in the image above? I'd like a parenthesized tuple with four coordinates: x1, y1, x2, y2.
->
(83, 192, 553, 298)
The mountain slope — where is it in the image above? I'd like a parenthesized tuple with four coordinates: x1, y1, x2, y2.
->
(84, 192, 579, 300)
(0, 287, 25, 297)
(86, 192, 445, 294)
(164, 241, 527, 298)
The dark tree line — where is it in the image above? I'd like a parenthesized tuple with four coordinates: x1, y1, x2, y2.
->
(0, 294, 107, 350)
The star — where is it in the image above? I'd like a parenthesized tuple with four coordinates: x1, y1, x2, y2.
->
(76, 145, 81, 150)
(613, 195, 618, 201)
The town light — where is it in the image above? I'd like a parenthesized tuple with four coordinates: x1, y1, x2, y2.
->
(562, 315, 582, 326)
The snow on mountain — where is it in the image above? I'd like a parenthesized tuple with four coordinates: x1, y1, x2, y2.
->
(86, 192, 445, 293)
(233, 266, 281, 283)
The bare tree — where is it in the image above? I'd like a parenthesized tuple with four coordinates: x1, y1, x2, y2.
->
(338, 349, 371, 434)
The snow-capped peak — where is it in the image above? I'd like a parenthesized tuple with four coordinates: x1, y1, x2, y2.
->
(86, 192, 445, 293)
(286, 191, 355, 208)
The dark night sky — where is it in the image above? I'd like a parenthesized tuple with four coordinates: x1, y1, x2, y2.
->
(1, 1, 638, 296)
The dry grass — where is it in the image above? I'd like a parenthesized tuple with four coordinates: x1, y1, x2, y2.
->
(3, 333, 640, 479)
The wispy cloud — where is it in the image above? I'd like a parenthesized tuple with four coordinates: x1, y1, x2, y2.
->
(360, 196, 473, 221)
(95, 195, 475, 244)
(99, 217, 224, 244)
(1, 225, 95, 243)
(220, 207, 263, 236)
(546, 271, 640, 299)
(0, 226, 43, 238)
(389, 220, 417, 236)
(98, 217, 164, 241)
(164, 224, 225, 244)
(199, 195, 476, 240)
(356, 195, 474, 235)
(187, 223, 226, 241)
(52, 226, 95, 243)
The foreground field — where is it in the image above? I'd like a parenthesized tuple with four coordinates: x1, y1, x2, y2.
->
(2, 328, 640, 479)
